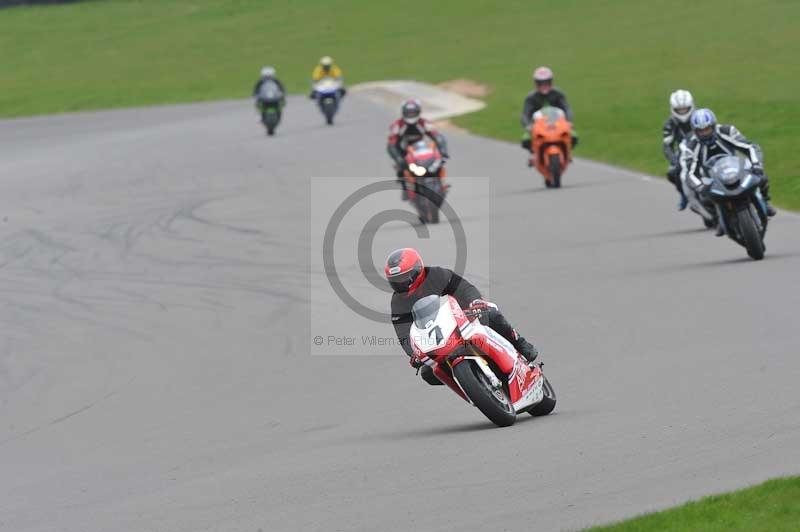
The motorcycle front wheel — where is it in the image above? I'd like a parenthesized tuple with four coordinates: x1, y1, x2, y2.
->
(549, 154, 562, 188)
(737, 207, 765, 260)
(452, 360, 516, 427)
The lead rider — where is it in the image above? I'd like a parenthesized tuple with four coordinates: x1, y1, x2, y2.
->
(386, 248, 539, 385)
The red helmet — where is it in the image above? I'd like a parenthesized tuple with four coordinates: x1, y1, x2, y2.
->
(385, 248, 425, 293)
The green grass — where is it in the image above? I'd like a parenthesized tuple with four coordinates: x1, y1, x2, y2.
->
(1, 0, 798, 209)
(586, 476, 800, 532)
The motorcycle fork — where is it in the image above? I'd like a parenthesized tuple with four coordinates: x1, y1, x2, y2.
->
(754, 189, 769, 222)
(716, 204, 729, 235)
(436, 358, 468, 402)
(405, 174, 418, 199)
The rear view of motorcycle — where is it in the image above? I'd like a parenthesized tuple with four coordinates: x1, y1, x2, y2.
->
(256, 80, 284, 136)
(705, 155, 769, 260)
(403, 139, 448, 224)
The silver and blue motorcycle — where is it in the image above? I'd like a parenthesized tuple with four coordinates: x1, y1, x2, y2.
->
(704, 154, 769, 260)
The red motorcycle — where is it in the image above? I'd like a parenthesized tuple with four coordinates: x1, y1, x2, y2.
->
(409, 294, 556, 427)
(402, 139, 448, 224)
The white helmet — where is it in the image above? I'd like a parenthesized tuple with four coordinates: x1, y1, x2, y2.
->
(532, 66, 554, 82)
(669, 89, 694, 123)
(320, 56, 333, 67)
(261, 66, 276, 78)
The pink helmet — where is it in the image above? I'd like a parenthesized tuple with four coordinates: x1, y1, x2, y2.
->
(533, 66, 554, 82)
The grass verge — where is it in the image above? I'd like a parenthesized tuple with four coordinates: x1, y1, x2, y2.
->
(586, 476, 800, 532)
(1, 0, 797, 209)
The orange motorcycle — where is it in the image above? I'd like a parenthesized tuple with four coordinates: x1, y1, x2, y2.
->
(529, 107, 573, 188)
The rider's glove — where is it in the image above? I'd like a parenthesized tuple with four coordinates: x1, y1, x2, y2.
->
(752, 163, 764, 176)
(467, 299, 498, 318)
(409, 354, 424, 369)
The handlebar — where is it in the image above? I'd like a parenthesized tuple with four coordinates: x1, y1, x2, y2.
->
(463, 308, 481, 318)
(463, 305, 496, 319)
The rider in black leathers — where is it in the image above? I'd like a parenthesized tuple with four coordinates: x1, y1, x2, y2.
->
(252, 67, 286, 103)
(520, 66, 577, 150)
(663, 90, 695, 210)
(385, 248, 538, 385)
(680, 108, 777, 234)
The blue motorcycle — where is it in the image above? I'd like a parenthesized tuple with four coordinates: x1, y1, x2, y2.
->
(312, 77, 343, 125)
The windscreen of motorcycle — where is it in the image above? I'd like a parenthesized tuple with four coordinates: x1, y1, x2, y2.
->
(409, 141, 439, 171)
(315, 77, 341, 94)
(410, 295, 459, 354)
(708, 155, 748, 186)
(412, 295, 441, 329)
(533, 107, 565, 124)
(259, 80, 283, 102)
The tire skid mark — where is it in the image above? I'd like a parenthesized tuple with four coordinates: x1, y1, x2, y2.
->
(1, 191, 308, 359)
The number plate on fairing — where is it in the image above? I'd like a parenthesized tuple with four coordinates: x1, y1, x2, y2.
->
(409, 299, 458, 354)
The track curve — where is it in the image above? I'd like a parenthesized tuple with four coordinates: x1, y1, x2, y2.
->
(1, 96, 799, 532)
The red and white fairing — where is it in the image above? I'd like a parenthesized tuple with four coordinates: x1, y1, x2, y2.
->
(409, 295, 545, 412)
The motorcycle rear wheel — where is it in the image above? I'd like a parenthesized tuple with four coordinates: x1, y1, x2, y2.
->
(452, 360, 516, 427)
(527, 376, 557, 416)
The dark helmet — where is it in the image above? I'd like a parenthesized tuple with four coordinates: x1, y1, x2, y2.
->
(401, 99, 422, 125)
(385, 248, 425, 293)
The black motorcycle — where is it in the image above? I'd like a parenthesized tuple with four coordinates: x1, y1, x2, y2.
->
(704, 154, 769, 260)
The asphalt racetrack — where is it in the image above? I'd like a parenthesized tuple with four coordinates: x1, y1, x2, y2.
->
(1, 95, 800, 532)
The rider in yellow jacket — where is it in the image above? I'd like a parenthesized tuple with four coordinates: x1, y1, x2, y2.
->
(311, 56, 343, 81)
(310, 56, 346, 98)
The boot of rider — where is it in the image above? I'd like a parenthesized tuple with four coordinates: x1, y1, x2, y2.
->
(514, 336, 539, 364)
(759, 179, 777, 217)
(483, 312, 539, 364)
(667, 167, 688, 210)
